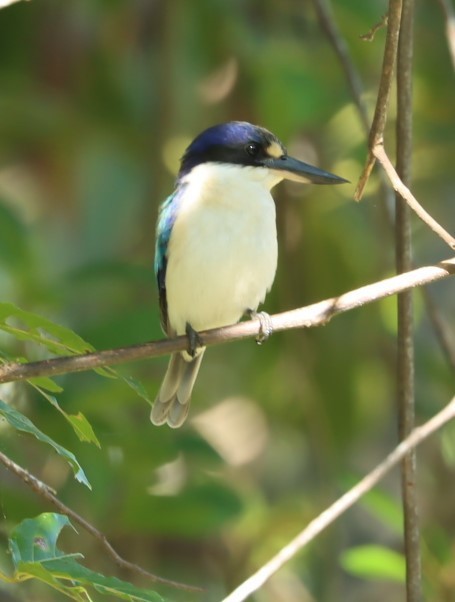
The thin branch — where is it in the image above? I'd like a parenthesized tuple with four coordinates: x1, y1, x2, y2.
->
(374, 143, 455, 250)
(395, 0, 422, 599)
(221, 395, 455, 602)
(355, 0, 403, 200)
(313, 0, 455, 375)
(312, 0, 370, 131)
(0, 258, 454, 384)
(435, 0, 455, 70)
(359, 13, 389, 42)
(0, 451, 202, 593)
(312, 0, 396, 221)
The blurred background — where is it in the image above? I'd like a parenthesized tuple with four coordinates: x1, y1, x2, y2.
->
(0, 1, 454, 600)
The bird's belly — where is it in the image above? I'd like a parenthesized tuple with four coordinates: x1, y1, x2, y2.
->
(165, 204, 277, 335)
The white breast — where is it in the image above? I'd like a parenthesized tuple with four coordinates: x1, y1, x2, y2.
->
(165, 163, 281, 335)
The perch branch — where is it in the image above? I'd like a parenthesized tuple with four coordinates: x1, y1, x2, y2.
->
(0, 451, 202, 593)
(221, 395, 455, 602)
(0, 258, 454, 384)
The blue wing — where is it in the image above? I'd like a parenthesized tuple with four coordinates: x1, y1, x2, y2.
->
(154, 187, 185, 334)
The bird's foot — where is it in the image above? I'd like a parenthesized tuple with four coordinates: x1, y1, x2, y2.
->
(248, 310, 273, 345)
(185, 323, 203, 358)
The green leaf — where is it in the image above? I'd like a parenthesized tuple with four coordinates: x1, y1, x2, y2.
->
(13, 562, 90, 602)
(340, 544, 405, 582)
(66, 413, 101, 447)
(7, 513, 165, 602)
(0, 302, 152, 408)
(0, 301, 95, 355)
(96, 366, 153, 405)
(31, 384, 101, 448)
(29, 376, 64, 393)
(9, 513, 75, 565)
(43, 558, 165, 601)
(118, 373, 153, 405)
(0, 399, 91, 489)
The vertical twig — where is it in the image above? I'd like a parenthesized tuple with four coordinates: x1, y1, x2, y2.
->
(395, 0, 422, 599)
(355, 0, 403, 200)
(313, 0, 455, 375)
(312, 0, 397, 217)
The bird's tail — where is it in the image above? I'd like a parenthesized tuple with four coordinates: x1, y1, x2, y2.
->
(150, 350, 205, 428)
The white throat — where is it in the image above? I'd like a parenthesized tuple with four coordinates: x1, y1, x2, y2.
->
(181, 162, 284, 194)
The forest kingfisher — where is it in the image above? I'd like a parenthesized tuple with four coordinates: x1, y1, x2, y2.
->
(151, 121, 347, 428)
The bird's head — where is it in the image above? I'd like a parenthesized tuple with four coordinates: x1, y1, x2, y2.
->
(178, 121, 347, 188)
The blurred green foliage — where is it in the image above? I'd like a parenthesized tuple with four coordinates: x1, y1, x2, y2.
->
(6, 512, 165, 601)
(0, 1, 454, 601)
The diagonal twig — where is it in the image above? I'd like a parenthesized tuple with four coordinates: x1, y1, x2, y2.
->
(221, 395, 455, 602)
(312, 0, 399, 225)
(313, 0, 455, 372)
(312, 0, 370, 131)
(373, 143, 455, 250)
(0, 451, 202, 593)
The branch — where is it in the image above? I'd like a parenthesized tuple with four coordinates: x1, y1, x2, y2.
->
(0, 258, 454, 384)
(221, 395, 455, 602)
(0, 451, 202, 593)
(355, 0, 403, 200)
(313, 0, 455, 372)
(359, 13, 389, 42)
(374, 143, 455, 250)
(312, 0, 397, 218)
(312, 0, 370, 131)
(395, 0, 423, 599)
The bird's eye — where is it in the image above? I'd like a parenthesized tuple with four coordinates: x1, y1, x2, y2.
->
(245, 142, 260, 157)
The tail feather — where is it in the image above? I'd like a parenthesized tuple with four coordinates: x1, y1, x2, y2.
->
(156, 353, 183, 403)
(151, 350, 205, 428)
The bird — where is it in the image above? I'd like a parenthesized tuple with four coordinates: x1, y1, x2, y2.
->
(151, 121, 347, 428)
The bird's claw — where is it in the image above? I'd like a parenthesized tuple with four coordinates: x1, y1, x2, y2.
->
(249, 310, 273, 345)
(185, 323, 203, 358)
